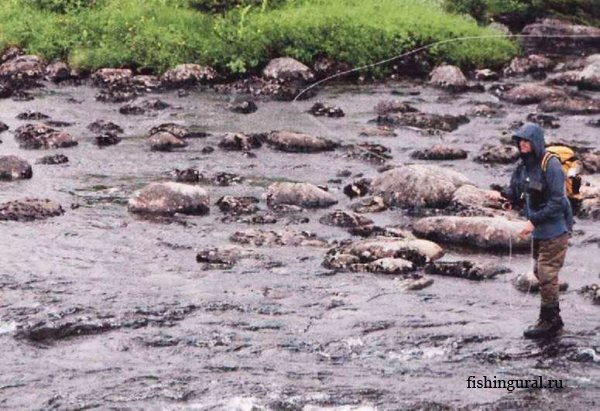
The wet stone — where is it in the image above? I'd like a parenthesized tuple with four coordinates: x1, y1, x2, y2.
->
(149, 123, 209, 139)
(538, 97, 600, 115)
(319, 210, 373, 228)
(358, 125, 397, 137)
(374, 100, 419, 116)
(91, 68, 133, 88)
(36, 154, 69, 165)
(170, 168, 200, 183)
(94, 132, 121, 147)
(359, 257, 415, 275)
(0, 155, 33, 181)
(578, 284, 600, 305)
(356, 320, 395, 334)
(120, 98, 169, 115)
(44, 120, 73, 128)
(0, 55, 44, 87)
(45, 61, 76, 83)
(396, 274, 435, 291)
(15, 318, 115, 342)
(216, 196, 260, 215)
(526, 113, 561, 128)
(0, 198, 64, 221)
(95, 88, 139, 103)
(309, 102, 345, 118)
(128, 182, 210, 216)
(228, 99, 257, 114)
(411, 145, 467, 160)
(210, 172, 244, 186)
(221, 212, 278, 225)
(474, 144, 519, 164)
(587, 119, 600, 128)
(350, 196, 387, 213)
(425, 261, 510, 281)
(14, 124, 78, 149)
(429, 64, 468, 91)
(149, 132, 187, 152)
(230, 229, 327, 247)
(343, 143, 392, 163)
(343, 178, 371, 199)
(582, 152, 600, 173)
(504, 54, 555, 76)
(196, 247, 243, 269)
(266, 130, 338, 153)
(16, 110, 49, 120)
(468, 104, 504, 118)
(500, 83, 568, 105)
(0, 121, 8, 132)
(87, 120, 124, 134)
(376, 111, 469, 132)
(262, 57, 314, 83)
(267, 182, 337, 209)
(474, 69, 499, 81)
(161, 63, 217, 88)
(218, 132, 262, 151)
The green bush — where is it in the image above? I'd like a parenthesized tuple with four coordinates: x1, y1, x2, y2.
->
(188, 0, 286, 14)
(28, 0, 100, 13)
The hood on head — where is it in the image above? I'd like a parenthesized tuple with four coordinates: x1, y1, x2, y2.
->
(512, 122, 545, 159)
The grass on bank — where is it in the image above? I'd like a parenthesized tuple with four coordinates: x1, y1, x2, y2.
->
(0, 0, 519, 76)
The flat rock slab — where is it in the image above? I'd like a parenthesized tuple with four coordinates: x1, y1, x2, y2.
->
(267, 182, 337, 209)
(371, 164, 470, 208)
(0, 198, 64, 221)
(0, 155, 32, 180)
(266, 130, 338, 153)
(425, 261, 510, 281)
(412, 216, 530, 251)
(230, 229, 326, 247)
(376, 112, 469, 132)
(128, 182, 209, 216)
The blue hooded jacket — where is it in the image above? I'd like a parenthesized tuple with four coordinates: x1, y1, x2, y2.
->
(506, 123, 573, 240)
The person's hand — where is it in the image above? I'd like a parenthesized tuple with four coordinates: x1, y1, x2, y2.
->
(519, 220, 535, 238)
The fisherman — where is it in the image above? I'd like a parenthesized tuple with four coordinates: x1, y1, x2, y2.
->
(489, 123, 572, 339)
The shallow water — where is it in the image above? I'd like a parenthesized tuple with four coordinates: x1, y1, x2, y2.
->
(1, 78, 599, 410)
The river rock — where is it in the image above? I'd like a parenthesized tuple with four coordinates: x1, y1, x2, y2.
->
(149, 123, 208, 139)
(425, 261, 510, 281)
(309, 102, 345, 117)
(228, 99, 257, 114)
(216, 196, 259, 215)
(429, 64, 468, 91)
(160, 64, 217, 88)
(265, 130, 338, 153)
(582, 152, 600, 173)
(522, 19, 600, 56)
(266, 182, 337, 209)
(525, 113, 561, 128)
(474, 69, 499, 81)
(371, 165, 470, 208)
(474, 144, 519, 164)
(588, 118, 600, 128)
(170, 168, 200, 183)
(14, 124, 78, 149)
(450, 185, 506, 213)
(91, 68, 132, 88)
(376, 111, 469, 132)
(262, 57, 314, 83)
(513, 272, 569, 293)
(0, 55, 44, 86)
(396, 274, 434, 290)
(87, 120, 124, 134)
(411, 145, 467, 160)
(504, 55, 555, 76)
(36, 154, 68, 165)
(16, 110, 49, 120)
(230, 228, 326, 247)
(94, 132, 121, 147)
(344, 143, 392, 163)
(1, 46, 23, 63)
(128, 182, 209, 216)
(538, 96, 600, 115)
(580, 198, 600, 220)
(343, 178, 371, 199)
(119, 98, 169, 115)
(362, 257, 414, 275)
(324, 237, 443, 271)
(0, 121, 8, 132)
(149, 132, 187, 152)
(196, 247, 249, 269)
(578, 284, 600, 305)
(374, 100, 418, 116)
(132, 75, 161, 92)
(0, 156, 32, 181)
(218, 133, 262, 151)
(45, 61, 75, 83)
(578, 61, 600, 90)
(412, 216, 531, 251)
(214, 75, 316, 101)
(319, 210, 373, 229)
(351, 196, 387, 214)
(469, 104, 504, 118)
(546, 70, 581, 86)
(0, 198, 64, 221)
(500, 83, 568, 105)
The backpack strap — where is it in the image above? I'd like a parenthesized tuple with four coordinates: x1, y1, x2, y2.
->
(541, 152, 559, 172)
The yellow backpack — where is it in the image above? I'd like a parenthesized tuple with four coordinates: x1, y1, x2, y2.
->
(541, 145, 583, 205)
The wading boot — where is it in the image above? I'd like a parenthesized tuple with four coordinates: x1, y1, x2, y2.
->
(523, 304, 564, 339)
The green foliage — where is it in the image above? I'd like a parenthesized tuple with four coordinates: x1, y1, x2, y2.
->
(0, 0, 519, 76)
(28, 0, 100, 13)
(188, 0, 285, 14)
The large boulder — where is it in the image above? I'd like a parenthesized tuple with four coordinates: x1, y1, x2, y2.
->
(45, 61, 76, 83)
(323, 237, 444, 271)
(0, 55, 44, 86)
(578, 61, 600, 91)
(266, 182, 337, 209)
(14, 124, 78, 149)
(91, 68, 133, 88)
(371, 165, 470, 208)
(128, 182, 209, 216)
(412, 216, 530, 251)
(504, 54, 555, 76)
(160, 64, 217, 88)
(262, 57, 314, 83)
(429, 65, 468, 91)
(0, 199, 64, 221)
(450, 185, 506, 213)
(538, 97, 600, 115)
(0, 156, 32, 180)
(500, 83, 568, 105)
(521, 19, 600, 56)
(265, 130, 338, 153)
